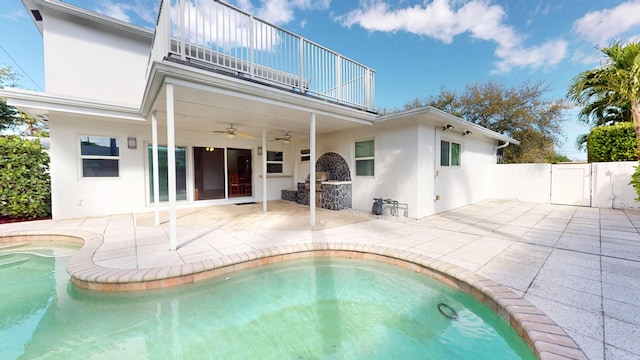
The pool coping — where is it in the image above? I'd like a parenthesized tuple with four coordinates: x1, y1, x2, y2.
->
(1, 230, 588, 360)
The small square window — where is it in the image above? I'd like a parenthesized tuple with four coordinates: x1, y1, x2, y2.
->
(80, 135, 119, 177)
(355, 140, 374, 176)
(300, 149, 310, 162)
(267, 151, 283, 173)
(440, 140, 461, 167)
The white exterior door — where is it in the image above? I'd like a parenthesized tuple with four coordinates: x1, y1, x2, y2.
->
(551, 163, 592, 206)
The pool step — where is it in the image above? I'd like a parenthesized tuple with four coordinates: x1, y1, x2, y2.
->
(0, 242, 30, 251)
(0, 256, 29, 269)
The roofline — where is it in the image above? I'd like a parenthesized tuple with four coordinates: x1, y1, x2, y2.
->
(0, 88, 145, 122)
(376, 106, 520, 145)
(22, 0, 154, 38)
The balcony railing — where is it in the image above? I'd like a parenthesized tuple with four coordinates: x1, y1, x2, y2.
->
(148, 0, 376, 112)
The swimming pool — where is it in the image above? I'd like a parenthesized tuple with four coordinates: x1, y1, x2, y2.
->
(1, 242, 536, 359)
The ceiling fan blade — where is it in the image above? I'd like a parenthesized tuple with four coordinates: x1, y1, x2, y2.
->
(237, 131, 255, 140)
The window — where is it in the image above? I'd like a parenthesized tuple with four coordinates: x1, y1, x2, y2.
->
(300, 149, 310, 162)
(440, 140, 461, 166)
(355, 139, 374, 176)
(266, 151, 283, 173)
(80, 135, 119, 177)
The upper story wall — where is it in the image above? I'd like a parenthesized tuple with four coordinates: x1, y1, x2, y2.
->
(41, 6, 153, 107)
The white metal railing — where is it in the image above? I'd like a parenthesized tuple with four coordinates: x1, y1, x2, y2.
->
(147, 0, 376, 112)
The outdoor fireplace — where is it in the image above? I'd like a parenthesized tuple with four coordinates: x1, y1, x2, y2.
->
(292, 152, 352, 210)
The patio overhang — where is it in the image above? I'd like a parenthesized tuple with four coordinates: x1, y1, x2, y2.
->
(142, 61, 377, 139)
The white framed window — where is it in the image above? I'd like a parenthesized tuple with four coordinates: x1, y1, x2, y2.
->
(79, 135, 119, 177)
(355, 139, 374, 176)
(266, 150, 283, 173)
(440, 140, 461, 166)
(300, 149, 310, 162)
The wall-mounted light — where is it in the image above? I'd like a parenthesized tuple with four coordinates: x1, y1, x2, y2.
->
(205, 147, 215, 152)
(127, 137, 137, 149)
(463, 130, 472, 136)
(442, 124, 454, 131)
(257, 146, 263, 156)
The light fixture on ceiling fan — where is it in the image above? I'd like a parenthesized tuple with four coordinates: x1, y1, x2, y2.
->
(212, 124, 255, 140)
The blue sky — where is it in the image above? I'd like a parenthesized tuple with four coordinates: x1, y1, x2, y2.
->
(2, 0, 640, 160)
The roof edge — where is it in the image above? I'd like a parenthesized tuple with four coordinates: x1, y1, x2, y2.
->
(23, 0, 154, 39)
(376, 106, 520, 145)
(0, 88, 145, 122)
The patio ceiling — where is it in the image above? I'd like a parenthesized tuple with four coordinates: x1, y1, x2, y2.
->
(146, 63, 378, 140)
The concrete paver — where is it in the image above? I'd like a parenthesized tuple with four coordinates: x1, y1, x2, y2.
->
(2, 199, 640, 359)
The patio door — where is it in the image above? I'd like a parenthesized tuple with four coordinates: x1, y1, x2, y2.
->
(227, 148, 252, 197)
(148, 145, 187, 202)
(193, 147, 225, 200)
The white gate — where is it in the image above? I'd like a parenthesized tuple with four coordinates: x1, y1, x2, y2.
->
(550, 163, 592, 206)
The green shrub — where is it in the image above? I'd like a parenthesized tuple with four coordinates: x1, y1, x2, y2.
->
(630, 162, 640, 202)
(0, 136, 51, 218)
(587, 122, 638, 162)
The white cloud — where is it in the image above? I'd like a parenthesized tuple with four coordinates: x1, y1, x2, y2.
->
(232, 0, 330, 25)
(98, 2, 131, 22)
(573, 0, 640, 46)
(3, 9, 28, 21)
(493, 39, 568, 74)
(337, 0, 568, 73)
(96, 0, 158, 26)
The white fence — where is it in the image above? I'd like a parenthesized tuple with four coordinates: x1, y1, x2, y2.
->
(489, 162, 640, 210)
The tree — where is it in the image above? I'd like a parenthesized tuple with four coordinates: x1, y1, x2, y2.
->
(0, 66, 22, 132)
(567, 41, 640, 154)
(405, 81, 570, 163)
(0, 66, 48, 136)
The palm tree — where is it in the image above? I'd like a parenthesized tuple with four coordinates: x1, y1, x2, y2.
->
(568, 41, 640, 153)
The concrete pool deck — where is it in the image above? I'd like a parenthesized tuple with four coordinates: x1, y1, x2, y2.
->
(1, 200, 639, 360)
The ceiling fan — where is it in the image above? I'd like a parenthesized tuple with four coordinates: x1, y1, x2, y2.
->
(212, 124, 255, 140)
(272, 131, 301, 144)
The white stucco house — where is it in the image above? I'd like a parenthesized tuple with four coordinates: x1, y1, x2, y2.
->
(1, 0, 517, 248)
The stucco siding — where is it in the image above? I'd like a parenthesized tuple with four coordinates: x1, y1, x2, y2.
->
(42, 8, 151, 107)
(50, 115, 149, 219)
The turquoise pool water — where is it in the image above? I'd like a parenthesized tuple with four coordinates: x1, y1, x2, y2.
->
(1, 243, 536, 359)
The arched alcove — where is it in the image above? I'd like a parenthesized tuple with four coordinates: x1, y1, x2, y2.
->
(316, 152, 351, 181)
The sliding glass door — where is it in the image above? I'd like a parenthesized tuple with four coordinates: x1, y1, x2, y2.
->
(227, 148, 252, 198)
(148, 145, 187, 202)
(193, 147, 225, 200)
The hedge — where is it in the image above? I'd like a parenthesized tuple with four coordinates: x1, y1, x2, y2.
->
(587, 122, 639, 162)
(0, 136, 51, 218)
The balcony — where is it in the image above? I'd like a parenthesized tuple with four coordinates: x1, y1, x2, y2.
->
(148, 0, 376, 112)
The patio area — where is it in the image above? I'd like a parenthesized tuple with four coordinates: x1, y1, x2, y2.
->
(1, 199, 639, 360)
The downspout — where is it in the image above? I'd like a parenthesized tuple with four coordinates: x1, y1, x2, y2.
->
(606, 170, 615, 209)
(433, 126, 439, 203)
(494, 141, 510, 163)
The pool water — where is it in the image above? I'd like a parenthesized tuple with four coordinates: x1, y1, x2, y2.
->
(1, 243, 536, 359)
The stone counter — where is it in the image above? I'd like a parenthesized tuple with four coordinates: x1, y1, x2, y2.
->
(321, 181, 352, 210)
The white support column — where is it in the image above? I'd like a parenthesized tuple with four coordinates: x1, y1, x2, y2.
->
(151, 111, 160, 226)
(310, 113, 316, 227)
(166, 83, 178, 251)
(262, 128, 267, 213)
